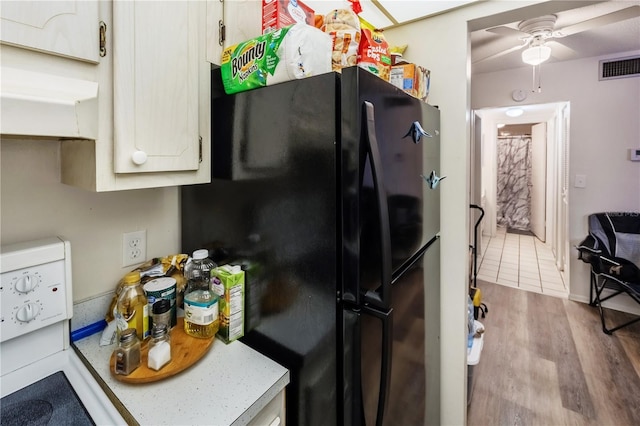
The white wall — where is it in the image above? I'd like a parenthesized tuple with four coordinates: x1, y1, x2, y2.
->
(385, 1, 547, 424)
(472, 52, 640, 313)
(0, 139, 181, 302)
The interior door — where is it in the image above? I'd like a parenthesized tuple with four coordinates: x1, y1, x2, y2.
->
(530, 122, 547, 242)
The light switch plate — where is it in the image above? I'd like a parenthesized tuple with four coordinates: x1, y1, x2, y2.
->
(575, 174, 587, 188)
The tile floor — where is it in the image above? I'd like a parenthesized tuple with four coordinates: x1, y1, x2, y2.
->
(475, 226, 568, 298)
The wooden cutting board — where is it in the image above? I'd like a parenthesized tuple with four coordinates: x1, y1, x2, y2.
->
(110, 318, 215, 384)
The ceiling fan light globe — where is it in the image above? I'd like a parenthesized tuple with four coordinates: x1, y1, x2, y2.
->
(522, 45, 551, 65)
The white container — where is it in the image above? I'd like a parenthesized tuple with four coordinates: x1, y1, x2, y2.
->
(467, 320, 484, 405)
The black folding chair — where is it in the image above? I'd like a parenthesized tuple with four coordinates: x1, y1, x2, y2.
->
(576, 212, 640, 334)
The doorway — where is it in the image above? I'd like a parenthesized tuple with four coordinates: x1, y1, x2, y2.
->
(471, 102, 570, 295)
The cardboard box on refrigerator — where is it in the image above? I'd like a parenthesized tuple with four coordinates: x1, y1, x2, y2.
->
(390, 63, 431, 102)
(262, 0, 315, 34)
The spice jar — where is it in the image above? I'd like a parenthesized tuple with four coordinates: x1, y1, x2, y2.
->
(148, 323, 172, 371)
(114, 328, 141, 375)
(152, 299, 172, 330)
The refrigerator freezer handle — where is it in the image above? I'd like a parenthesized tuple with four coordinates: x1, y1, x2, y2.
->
(362, 101, 392, 308)
(361, 304, 393, 426)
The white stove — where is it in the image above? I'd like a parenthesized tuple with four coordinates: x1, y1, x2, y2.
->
(1, 237, 125, 425)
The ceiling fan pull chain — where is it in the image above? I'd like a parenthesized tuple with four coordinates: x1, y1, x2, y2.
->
(531, 64, 543, 93)
(537, 64, 543, 93)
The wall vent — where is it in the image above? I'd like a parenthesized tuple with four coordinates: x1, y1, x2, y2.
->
(599, 56, 640, 81)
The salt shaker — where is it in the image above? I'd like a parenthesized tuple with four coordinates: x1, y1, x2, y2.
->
(148, 323, 172, 371)
(114, 328, 141, 375)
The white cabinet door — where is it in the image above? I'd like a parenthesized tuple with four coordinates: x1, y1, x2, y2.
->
(0, 0, 99, 63)
(113, 1, 201, 174)
(207, 0, 262, 65)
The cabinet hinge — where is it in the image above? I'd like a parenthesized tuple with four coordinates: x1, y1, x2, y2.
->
(99, 21, 107, 57)
(199, 136, 203, 163)
(218, 20, 225, 46)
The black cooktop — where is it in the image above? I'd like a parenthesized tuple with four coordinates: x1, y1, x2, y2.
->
(1, 371, 94, 426)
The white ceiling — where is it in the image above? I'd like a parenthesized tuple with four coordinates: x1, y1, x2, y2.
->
(307, 0, 639, 124)
(471, 1, 640, 75)
(306, 1, 639, 76)
(305, 0, 478, 29)
(472, 1, 640, 124)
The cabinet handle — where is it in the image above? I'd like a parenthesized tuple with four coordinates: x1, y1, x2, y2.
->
(131, 151, 148, 165)
(218, 20, 225, 46)
(99, 21, 107, 57)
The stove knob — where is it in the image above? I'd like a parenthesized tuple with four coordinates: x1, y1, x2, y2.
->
(16, 303, 40, 322)
(15, 275, 37, 293)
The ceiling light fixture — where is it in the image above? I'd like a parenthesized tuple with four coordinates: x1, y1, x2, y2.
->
(521, 44, 551, 66)
(506, 108, 524, 118)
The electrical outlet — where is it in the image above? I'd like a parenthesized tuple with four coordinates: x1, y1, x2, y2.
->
(123, 230, 147, 267)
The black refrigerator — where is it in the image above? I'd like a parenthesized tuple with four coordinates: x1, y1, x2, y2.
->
(181, 67, 441, 426)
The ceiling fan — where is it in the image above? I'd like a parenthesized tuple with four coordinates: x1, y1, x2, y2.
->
(476, 5, 640, 65)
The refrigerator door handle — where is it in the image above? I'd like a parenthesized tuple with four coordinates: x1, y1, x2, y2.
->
(361, 304, 393, 426)
(362, 101, 392, 308)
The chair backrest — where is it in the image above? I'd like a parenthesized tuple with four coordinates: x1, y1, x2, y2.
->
(588, 212, 640, 268)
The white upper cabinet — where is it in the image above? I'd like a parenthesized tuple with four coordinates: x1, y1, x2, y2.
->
(59, 0, 211, 191)
(0, 1, 100, 63)
(207, 0, 262, 65)
(112, 1, 201, 174)
(2, 1, 211, 191)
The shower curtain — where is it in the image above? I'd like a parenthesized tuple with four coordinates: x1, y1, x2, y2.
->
(497, 135, 532, 231)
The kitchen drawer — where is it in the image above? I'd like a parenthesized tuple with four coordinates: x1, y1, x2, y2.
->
(247, 389, 285, 426)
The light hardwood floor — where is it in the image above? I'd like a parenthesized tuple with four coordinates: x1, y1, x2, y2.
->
(467, 280, 640, 425)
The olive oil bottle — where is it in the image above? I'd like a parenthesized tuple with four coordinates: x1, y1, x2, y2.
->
(116, 271, 149, 341)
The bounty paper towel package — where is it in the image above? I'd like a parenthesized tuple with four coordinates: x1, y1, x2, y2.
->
(220, 23, 332, 95)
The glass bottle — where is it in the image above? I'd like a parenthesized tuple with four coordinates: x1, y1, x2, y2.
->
(114, 328, 141, 375)
(116, 271, 149, 341)
(183, 249, 219, 338)
(148, 323, 172, 371)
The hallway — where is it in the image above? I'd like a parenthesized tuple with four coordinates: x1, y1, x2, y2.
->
(476, 226, 568, 298)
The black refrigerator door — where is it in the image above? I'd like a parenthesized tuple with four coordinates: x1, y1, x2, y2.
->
(340, 68, 441, 426)
(352, 68, 441, 300)
(361, 238, 440, 426)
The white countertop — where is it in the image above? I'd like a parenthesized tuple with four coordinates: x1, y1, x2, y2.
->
(74, 331, 289, 426)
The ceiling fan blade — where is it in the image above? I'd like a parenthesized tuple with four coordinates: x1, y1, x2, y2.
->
(546, 40, 576, 61)
(554, 5, 640, 38)
(473, 42, 527, 64)
(486, 25, 529, 38)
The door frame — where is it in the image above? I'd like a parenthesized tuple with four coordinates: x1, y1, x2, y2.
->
(471, 102, 570, 289)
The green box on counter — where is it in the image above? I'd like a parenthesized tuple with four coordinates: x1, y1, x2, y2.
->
(212, 264, 245, 343)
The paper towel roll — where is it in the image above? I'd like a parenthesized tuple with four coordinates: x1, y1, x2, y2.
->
(269, 23, 332, 86)
(221, 23, 332, 94)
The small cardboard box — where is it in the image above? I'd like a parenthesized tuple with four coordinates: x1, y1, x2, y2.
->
(212, 265, 245, 343)
(262, 0, 314, 34)
(390, 63, 431, 102)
